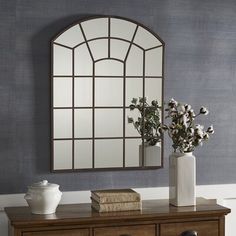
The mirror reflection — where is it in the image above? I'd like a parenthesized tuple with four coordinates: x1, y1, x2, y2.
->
(126, 45, 143, 76)
(74, 78, 92, 107)
(88, 39, 108, 60)
(53, 45, 72, 76)
(74, 140, 92, 169)
(74, 109, 92, 138)
(53, 140, 72, 170)
(95, 139, 123, 168)
(95, 78, 123, 106)
(53, 78, 72, 107)
(125, 139, 141, 167)
(95, 109, 123, 137)
(53, 110, 72, 138)
(74, 44, 93, 75)
(51, 16, 164, 171)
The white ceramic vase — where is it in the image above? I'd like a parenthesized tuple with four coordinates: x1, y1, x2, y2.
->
(139, 142, 161, 167)
(169, 152, 196, 206)
(24, 180, 62, 214)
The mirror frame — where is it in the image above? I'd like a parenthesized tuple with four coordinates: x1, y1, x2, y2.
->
(50, 15, 165, 172)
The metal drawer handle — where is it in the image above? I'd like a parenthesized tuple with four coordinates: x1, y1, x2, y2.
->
(181, 230, 198, 236)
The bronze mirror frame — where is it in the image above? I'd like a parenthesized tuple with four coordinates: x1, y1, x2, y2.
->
(50, 15, 165, 172)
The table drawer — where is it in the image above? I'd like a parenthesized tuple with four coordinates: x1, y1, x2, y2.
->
(94, 224, 156, 236)
(160, 220, 218, 236)
(23, 228, 89, 236)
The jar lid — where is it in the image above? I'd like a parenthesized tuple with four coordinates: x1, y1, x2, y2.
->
(29, 180, 59, 190)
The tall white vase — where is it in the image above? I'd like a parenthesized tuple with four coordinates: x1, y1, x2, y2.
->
(169, 152, 196, 206)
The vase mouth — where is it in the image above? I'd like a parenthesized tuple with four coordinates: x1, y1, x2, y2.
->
(171, 151, 193, 157)
(144, 141, 161, 146)
(184, 151, 193, 155)
(173, 151, 193, 154)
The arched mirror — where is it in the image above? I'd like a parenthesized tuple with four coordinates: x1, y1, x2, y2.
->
(51, 16, 164, 171)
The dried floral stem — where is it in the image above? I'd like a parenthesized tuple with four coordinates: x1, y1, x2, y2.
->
(165, 98, 214, 153)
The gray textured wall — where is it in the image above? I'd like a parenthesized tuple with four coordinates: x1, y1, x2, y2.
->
(0, 0, 236, 194)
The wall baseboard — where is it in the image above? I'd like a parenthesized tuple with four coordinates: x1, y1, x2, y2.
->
(1, 184, 236, 211)
(0, 188, 169, 211)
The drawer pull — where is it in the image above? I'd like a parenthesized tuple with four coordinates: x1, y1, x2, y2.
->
(181, 230, 198, 236)
(120, 234, 131, 236)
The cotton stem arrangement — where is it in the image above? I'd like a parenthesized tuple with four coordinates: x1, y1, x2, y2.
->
(165, 98, 214, 153)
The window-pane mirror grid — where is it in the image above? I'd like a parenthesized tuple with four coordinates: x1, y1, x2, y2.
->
(52, 16, 164, 171)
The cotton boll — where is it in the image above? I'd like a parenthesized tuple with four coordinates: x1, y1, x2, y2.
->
(207, 125, 214, 134)
(168, 98, 178, 107)
(181, 105, 185, 112)
(200, 106, 209, 115)
(203, 133, 209, 140)
(184, 104, 191, 111)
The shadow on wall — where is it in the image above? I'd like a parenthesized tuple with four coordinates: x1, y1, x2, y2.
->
(31, 14, 94, 174)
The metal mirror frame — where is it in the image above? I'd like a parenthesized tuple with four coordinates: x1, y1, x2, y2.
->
(50, 15, 165, 172)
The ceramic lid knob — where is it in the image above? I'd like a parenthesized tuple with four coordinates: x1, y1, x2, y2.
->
(41, 180, 48, 186)
(29, 180, 59, 190)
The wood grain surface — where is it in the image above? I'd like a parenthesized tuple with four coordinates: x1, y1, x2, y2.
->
(5, 199, 230, 236)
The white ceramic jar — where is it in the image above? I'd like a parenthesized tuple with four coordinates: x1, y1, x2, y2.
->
(24, 180, 62, 214)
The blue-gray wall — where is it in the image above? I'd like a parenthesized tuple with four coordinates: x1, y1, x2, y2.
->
(0, 0, 236, 194)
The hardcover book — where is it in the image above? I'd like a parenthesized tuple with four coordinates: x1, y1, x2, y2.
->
(91, 199, 141, 212)
(91, 189, 140, 204)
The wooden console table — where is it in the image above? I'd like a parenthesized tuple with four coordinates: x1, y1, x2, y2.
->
(5, 198, 230, 236)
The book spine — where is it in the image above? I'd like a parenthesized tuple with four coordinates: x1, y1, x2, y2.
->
(91, 201, 141, 212)
(91, 193, 140, 203)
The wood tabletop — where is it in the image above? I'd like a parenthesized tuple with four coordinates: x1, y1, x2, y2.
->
(5, 198, 230, 227)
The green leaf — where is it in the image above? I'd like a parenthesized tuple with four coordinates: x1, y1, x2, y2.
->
(127, 117, 134, 123)
(131, 98, 138, 104)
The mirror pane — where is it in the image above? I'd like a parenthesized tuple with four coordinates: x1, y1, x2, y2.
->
(88, 39, 108, 61)
(126, 45, 143, 76)
(95, 139, 123, 168)
(145, 47, 163, 76)
(95, 77, 123, 106)
(125, 108, 141, 137)
(125, 139, 141, 167)
(145, 78, 162, 104)
(53, 78, 72, 107)
(53, 109, 72, 138)
(110, 18, 136, 41)
(53, 44, 72, 76)
(54, 25, 84, 48)
(81, 18, 108, 40)
(74, 109, 92, 138)
(126, 78, 143, 106)
(53, 140, 72, 170)
(95, 59, 123, 76)
(134, 26, 162, 50)
(74, 77, 92, 107)
(95, 109, 123, 137)
(74, 44, 93, 76)
(74, 140, 92, 169)
(110, 39, 130, 61)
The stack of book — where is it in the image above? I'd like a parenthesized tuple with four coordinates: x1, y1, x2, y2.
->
(91, 189, 141, 213)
